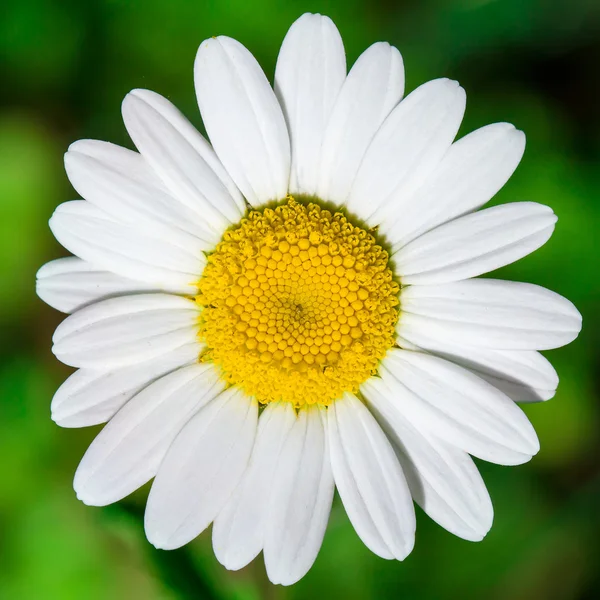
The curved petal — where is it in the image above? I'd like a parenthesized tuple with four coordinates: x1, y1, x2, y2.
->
(49, 201, 205, 293)
(52, 293, 201, 369)
(378, 349, 540, 465)
(212, 402, 296, 571)
(195, 36, 290, 206)
(145, 388, 258, 550)
(51, 344, 200, 428)
(64, 139, 219, 247)
(394, 202, 556, 285)
(346, 78, 466, 224)
(122, 90, 245, 229)
(327, 393, 415, 560)
(316, 41, 404, 203)
(399, 279, 582, 350)
(264, 405, 334, 586)
(275, 13, 346, 196)
(380, 123, 526, 248)
(397, 329, 558, 402)
(73, 363, 224, 506)
(479, 370, 556, 403)
(363, 382, 493, 541)
(36, 257, 175, 314)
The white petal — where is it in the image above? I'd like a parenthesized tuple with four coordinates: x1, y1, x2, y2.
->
(397, 328, 558, 402)
(274, 13, 346, 196)
(264, 405, 334, 586)
(49, 201, 204, 293)
(480, 371, 556, 403)
(399, 279, 582, 350)
(394, 202, 556, 285)
(213, 402, 296, 571)
(65, 139, 218, 248)
(195, 36, 290, 206)
(317, 41, 404, 203)
(327, 393, 415, 560)
(380, 123, 526, 248)
(36, 257, 176, 314)
(363, 381, 493, 541)
(52, 293, 201, 369)
(122, 90, 244, 230)
(51, 344, 200, 428)
(73, 363, 224, 506)
(379, 349, 540, 465)
(145, 388, 258, 550)
(346, 78, 466, 224)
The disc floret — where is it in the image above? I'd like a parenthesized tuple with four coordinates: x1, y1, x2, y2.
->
(197, 198, 399, 406)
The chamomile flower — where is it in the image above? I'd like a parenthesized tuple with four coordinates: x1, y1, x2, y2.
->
(36, 13, 582, 586)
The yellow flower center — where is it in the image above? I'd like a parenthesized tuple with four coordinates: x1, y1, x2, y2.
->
(196, 197, 399, 407)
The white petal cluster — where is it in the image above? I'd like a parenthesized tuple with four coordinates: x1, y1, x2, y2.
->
(36, 12, 582, 586)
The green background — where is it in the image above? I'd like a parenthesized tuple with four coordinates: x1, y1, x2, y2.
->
(1, 0, 599, 598)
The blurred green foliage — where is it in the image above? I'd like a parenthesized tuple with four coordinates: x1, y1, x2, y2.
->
(1, 0, 599, 598)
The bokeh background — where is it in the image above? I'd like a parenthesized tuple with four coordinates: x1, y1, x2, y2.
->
(1, 0, 599, 598)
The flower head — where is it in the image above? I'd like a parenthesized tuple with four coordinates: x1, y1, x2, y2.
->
(37, 13, 582, 586)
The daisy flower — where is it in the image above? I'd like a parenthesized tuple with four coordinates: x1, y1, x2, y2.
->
(37, 13, 582, 586)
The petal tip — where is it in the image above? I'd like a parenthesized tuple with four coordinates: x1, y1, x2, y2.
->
(145, 531, 169, 551)
(215, 551, 250, 573)
(35, 261, 51, 281)
(66, 139, 94, 155)
(50, 414, 70, 429)
(144, 524, 183, 551)
(74, 484, 106, 507)
(437, 77, 461, 90)
(121, 88, 152, 116)
(126, 88, 150, 101)
(514, 127, 526, 143)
